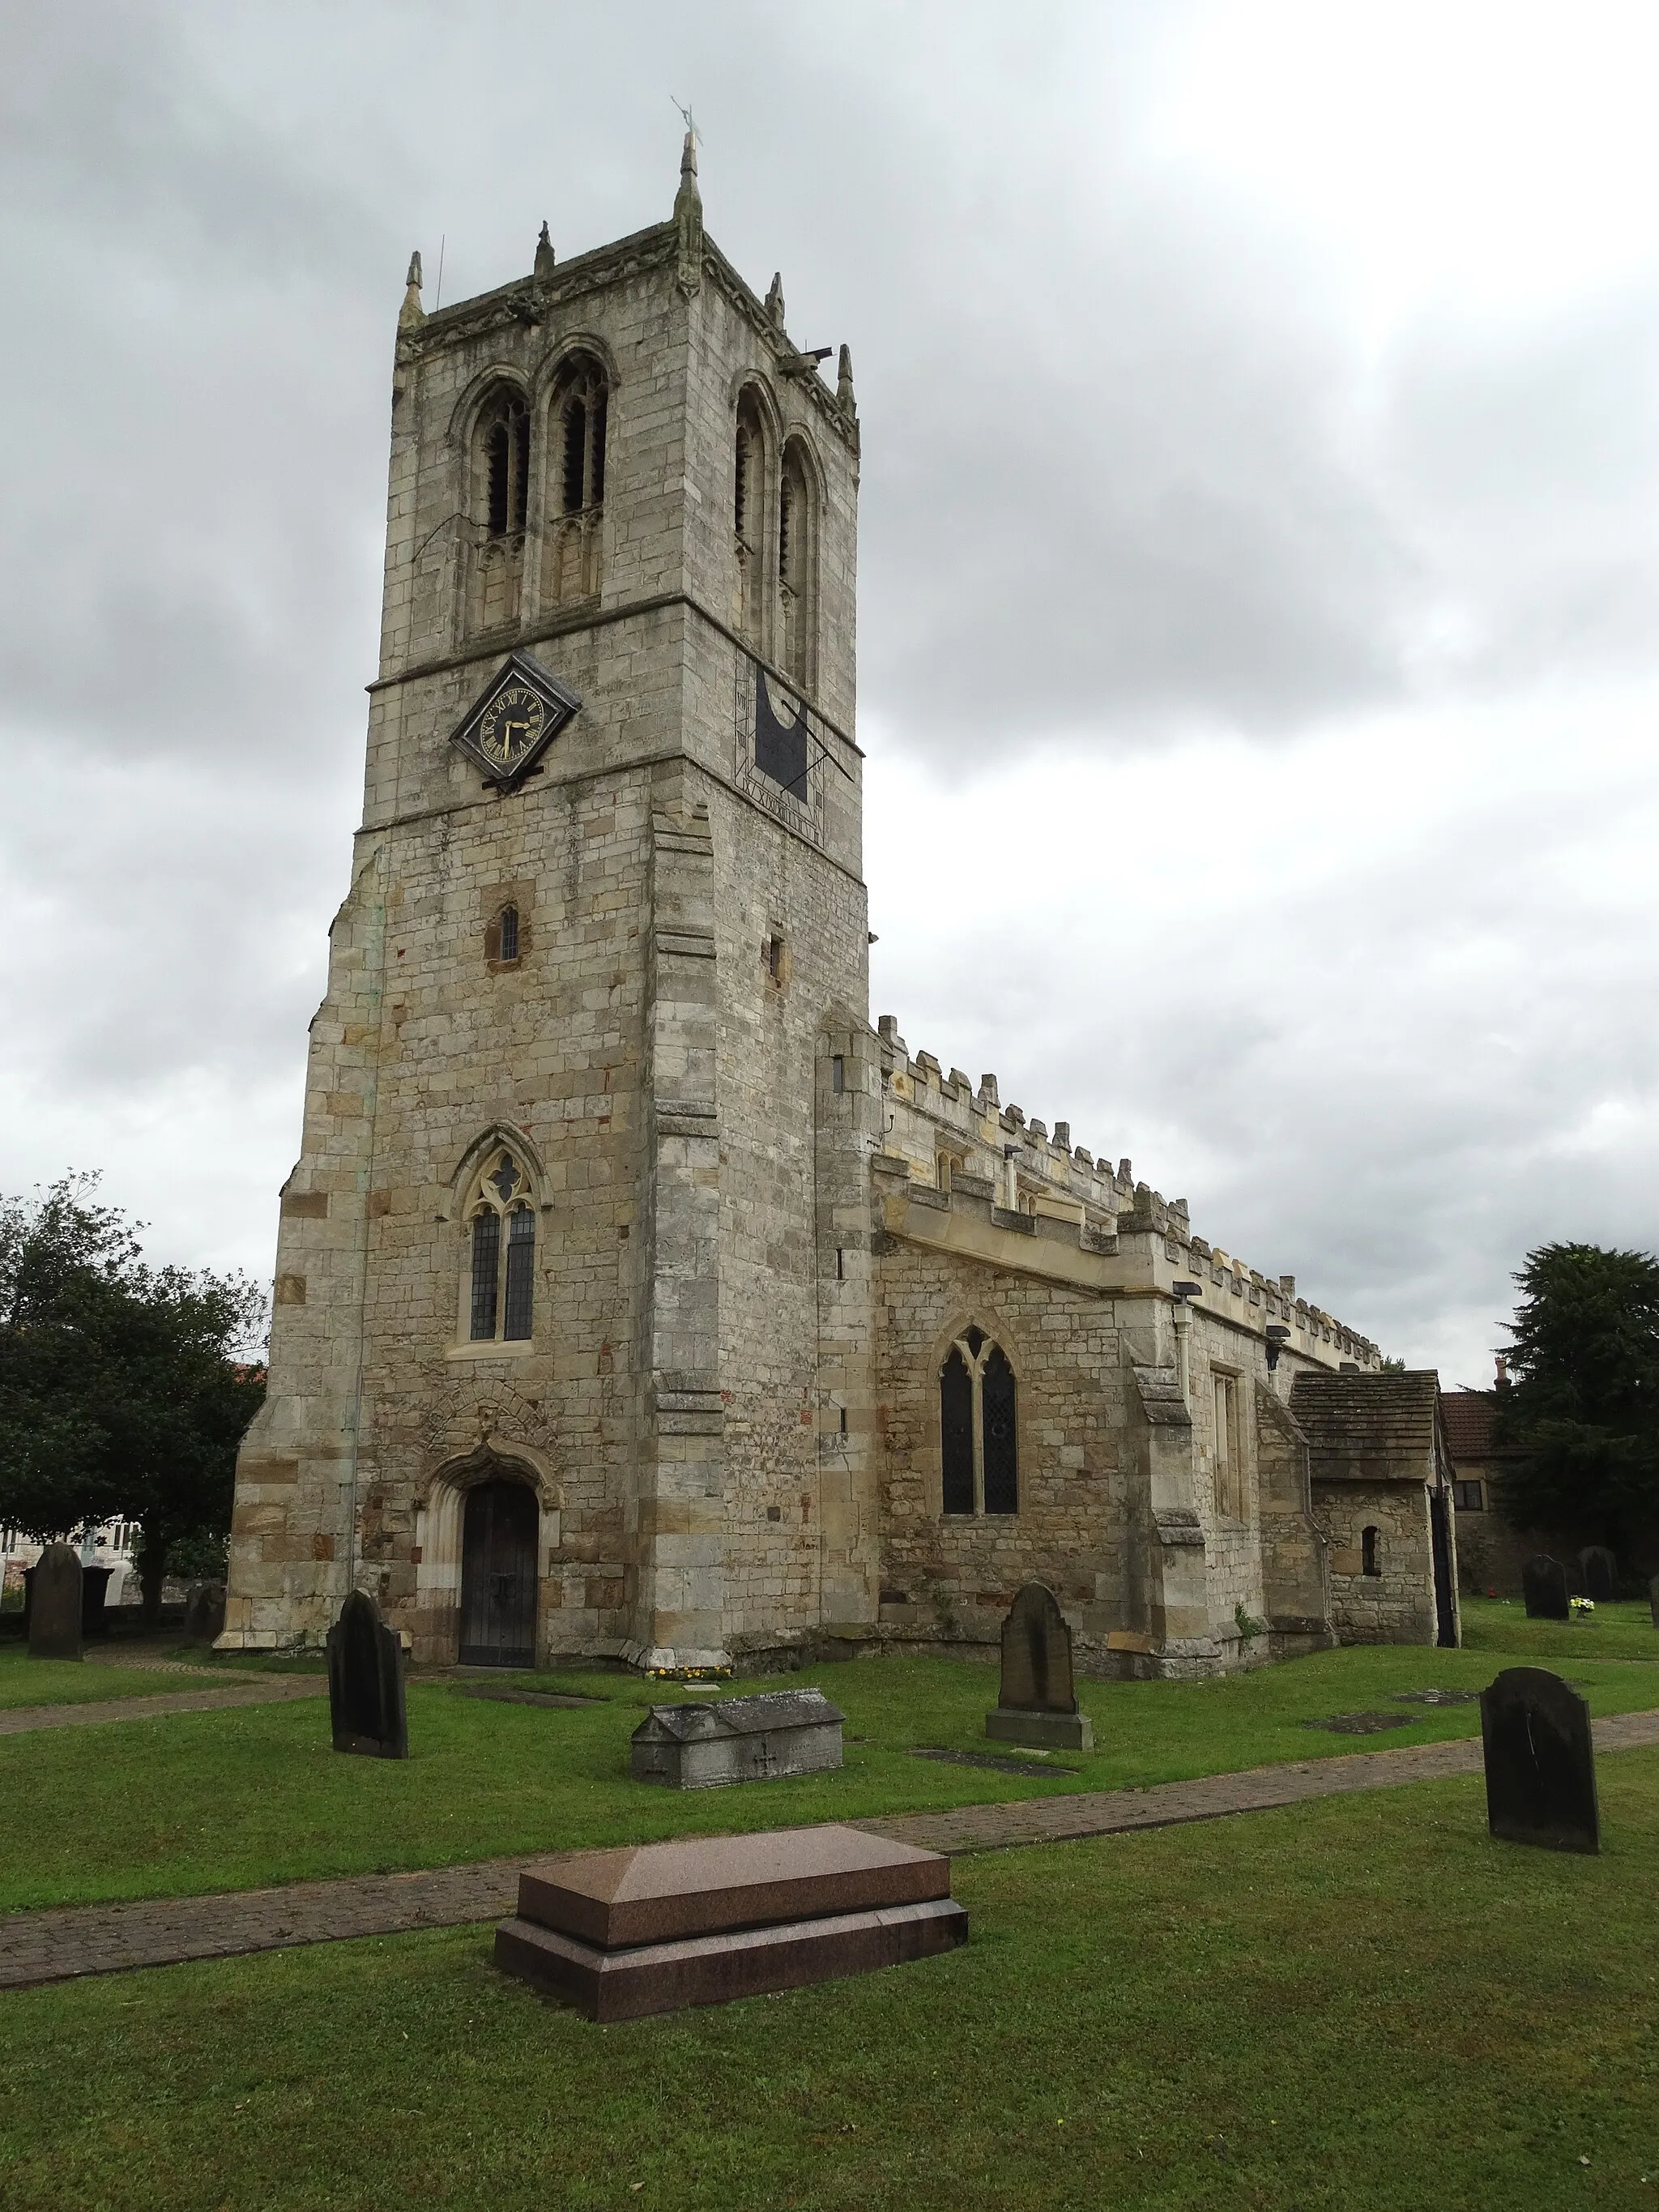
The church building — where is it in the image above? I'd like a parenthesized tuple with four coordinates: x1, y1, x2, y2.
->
(222, 142, 1455, 1680)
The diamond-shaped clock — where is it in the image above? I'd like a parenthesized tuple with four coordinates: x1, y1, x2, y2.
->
(450, 651, 582, 790)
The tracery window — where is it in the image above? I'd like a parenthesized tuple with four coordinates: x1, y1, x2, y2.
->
(466, 1148, 535, 1343)
(940, 1326, 1018, 1515)
(546, 354, 608, 605)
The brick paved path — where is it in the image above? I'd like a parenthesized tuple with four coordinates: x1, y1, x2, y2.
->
(0, 1676, 327, 1738)
(4, 1708, 1657, 1993)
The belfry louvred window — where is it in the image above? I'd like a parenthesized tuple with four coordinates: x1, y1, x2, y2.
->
(467, 1149, 535, 1343)
(481, 392, 531, 539)
(939, 1331, 1018, 1516)
(547, 354, 608, 605)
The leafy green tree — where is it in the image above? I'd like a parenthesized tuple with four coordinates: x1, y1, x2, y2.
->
(0, 1176, 266, 1621)
(1497, 1241, 1659, 1549)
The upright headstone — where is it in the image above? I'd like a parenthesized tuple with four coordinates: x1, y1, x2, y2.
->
(28, 1543, 83, 1662)
(1649, 1572, 1659, 1630)
(182, 1581, 227, 1646)
(985, 1582, 1094, 1751)
(1521, 1553, 1569, 1621)
(1480, 1667, 1598, 1853)
(80, 1565, 116, 1640)
(1578, 1546, 1618, 1603)
(326, 1589, 408, 1758)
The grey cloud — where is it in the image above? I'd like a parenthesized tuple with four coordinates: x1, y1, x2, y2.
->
(6, 0, 1659, 1387)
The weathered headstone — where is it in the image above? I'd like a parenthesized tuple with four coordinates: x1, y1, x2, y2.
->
(1480, 1666, 1598, 1853)
(1521, 1553, 1569, 1621)
(182, 1581, 227, 1646)
(326, 1589, 408, 1758)
(1649, 1573, 1659, 1630)
(631, 1689, 843, 1788)
(28, 1543, 83, 1661)
(985, 1582, 1094, 1751)
(1578, 1545, 1618, 1603)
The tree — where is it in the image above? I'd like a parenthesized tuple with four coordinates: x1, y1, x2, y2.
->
(0, 1176, 267, 1621)
(1496, 1241, 1659, 1549)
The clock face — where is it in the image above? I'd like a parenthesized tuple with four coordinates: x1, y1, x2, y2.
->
(450, 654, 582, 789)
(476, 684, 545, 771)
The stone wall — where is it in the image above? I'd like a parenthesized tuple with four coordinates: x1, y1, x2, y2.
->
(1319, 1481, 1438, 1644)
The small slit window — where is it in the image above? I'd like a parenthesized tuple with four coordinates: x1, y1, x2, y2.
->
(1362, 1525, 1380, 1577)
(940, 1330, 1018, 1516)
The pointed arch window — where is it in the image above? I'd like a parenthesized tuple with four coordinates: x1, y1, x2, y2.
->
(480, 391, 531, 539)
(546, 354, 608, 606)
(465, 1148, 536, 1343)
(471, 386, 531, 634)
(733, 388, 767, 649)
(778, 435, 817, 689)
(940, 1329, 1018, 1515)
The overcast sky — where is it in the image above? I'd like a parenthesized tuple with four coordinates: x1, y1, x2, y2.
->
(5, 0, 1659, 1385)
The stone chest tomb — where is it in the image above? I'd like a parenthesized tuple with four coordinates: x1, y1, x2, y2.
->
(630, 1688, 844, 1788)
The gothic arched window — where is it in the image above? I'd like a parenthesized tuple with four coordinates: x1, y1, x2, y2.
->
(546, 354, 608, 605)
(470, 385, 531, 634)
(466, 1148, 536, 1343)
(778, 435, 817, 689)
(939, 1327, 1018, 1516)
(733, 387, 768, 649)
(479, 390, 531, 539)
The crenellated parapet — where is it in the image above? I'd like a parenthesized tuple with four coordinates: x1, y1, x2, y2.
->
(871, 1014, 1382, 1373)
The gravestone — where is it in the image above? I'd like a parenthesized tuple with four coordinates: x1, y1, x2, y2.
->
(1650, 1573, 1659, 1630)
(326, 1589, 408, 1758)
(1578, 1546, 1618, 1603)
(81, 1565, 116, 1640)
(28, 1543, 83, 1661)
(631, 1689, 842, 1788)
(985, 1582, 1094, 1751)
(1521, 1553, 1569, 1621)
(182, 1581, 227, 1646)
(1480, 1666, 1598, 1853)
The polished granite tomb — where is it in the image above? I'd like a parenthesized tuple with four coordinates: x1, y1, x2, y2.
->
(494, 1823, 968, 2019)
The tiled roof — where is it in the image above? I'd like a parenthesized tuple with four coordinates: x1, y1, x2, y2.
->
(1288, 1369, 1444, 1484)
(1441, 1390, 1497, 1462)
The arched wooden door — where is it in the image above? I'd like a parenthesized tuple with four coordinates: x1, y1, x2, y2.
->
(458, 1479, 539, 1667)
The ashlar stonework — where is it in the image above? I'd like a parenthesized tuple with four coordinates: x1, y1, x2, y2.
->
(222, 139, 1446, 1683)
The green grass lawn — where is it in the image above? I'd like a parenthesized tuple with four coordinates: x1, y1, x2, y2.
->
(6, 1754, 1659, 2211)
(4, 1618, 1659, 1913)
(1461, 1593, 1659, 1662)
(0, 1655, 224, 1711)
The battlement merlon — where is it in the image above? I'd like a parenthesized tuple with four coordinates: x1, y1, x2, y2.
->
(871, 1018, 1383, 1373)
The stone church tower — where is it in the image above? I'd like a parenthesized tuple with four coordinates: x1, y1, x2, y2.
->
(224, 140, 876, 1671)
(226, 143, 1450, 1681)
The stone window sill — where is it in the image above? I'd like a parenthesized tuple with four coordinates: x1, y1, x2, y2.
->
(446, 1339, 535, 1361)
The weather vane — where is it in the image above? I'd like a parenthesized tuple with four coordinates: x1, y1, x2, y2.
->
(672, 96, 700, 145)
